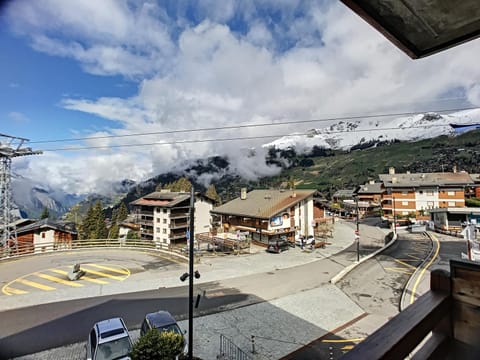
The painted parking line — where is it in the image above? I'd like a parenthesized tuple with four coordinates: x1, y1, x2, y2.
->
(50, 269, 109, 284)
(16, 278, 56, 291)
(79, 267, 127, 281)
(1, 263, 130, 296)
(35, 273, 84, 287)
(2, 287, 28, 295)
(86, 263, 130, 275)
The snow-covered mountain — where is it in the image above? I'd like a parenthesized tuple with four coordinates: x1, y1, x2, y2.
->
(263, 109, 480, 151)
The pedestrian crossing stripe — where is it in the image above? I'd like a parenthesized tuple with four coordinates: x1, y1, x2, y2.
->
(81, 268, 125, 281)
(86, 264, 130, 275)
(35, 273, 84, 287)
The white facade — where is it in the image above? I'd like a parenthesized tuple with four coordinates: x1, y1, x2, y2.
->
(267, 197, 315, 237)
(152, 197, 213, 245)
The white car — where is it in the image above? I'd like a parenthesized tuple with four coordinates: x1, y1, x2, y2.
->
(86, 317, 132, 360)
(295, 235, 315, 248)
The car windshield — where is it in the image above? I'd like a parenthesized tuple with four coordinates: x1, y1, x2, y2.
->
(154, 323, 182, 335)
(96, 337, 132, 360)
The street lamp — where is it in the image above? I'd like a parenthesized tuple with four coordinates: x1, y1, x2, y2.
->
(355, 195, 360, 262)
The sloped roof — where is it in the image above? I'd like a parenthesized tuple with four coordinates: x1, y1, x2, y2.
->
(211, 189, 316, 219)
(131, 191, 191, 207)
(131, 191, 213, 208)
(358, 182, 384, 194)
(379, 172, 475, 188)
(333, 189, 356, 198)
(16, 219, 77, 235)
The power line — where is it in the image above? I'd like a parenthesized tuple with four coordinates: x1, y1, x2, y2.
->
(40, 123, 463, 152)
(29, 105, 479, 145)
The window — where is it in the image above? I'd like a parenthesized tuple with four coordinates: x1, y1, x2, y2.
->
(156, 207, 160, 213)
(426, 191, 434, 196)
(402, 201, 408, 206)
(41, 233, 45, 238)
(163, 209, 167, 213)
(448, 202, 456, 206)
(447, 191, 455, 196)
(163, 238, 167, 243)
(156, 227, 160, 232)
(163, 218, 167, 224)
(163, 229, 167, 234)
(156, 218, 160, 222)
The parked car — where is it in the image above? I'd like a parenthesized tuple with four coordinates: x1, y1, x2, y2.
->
(140, 310, 187, 355)
(86, 317, 132, 360)
(295, 235, 315, 248)
(266, 237, 291, 253)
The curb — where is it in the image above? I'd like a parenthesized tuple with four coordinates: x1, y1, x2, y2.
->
(330, 231, 397, 285)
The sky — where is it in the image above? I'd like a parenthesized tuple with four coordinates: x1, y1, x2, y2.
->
(1, 0, 480, 196)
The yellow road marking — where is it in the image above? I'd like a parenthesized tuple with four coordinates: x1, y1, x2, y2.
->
(86, 264, 130, 275)
(17, 278, 56, 291)
(385, 267, 414, 274)
(50, 269, 109, 284)
(405, 254, 421, 260)
(410, 233, 440, 304)
(322, 338, 364, 343)
(3, 287, 28, 295)
(341, 345, 354, 350)
(81, 268, 126, 281)
(394, 259, 416, 269)
(35, 273, 83, 287)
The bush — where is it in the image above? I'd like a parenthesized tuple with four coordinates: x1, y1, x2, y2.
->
(131, 330, 184, 360)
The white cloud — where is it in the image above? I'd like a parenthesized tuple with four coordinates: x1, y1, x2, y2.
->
(8, 111, 29, 124)
(5, 0, 480, 195)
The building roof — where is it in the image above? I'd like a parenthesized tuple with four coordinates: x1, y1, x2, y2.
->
(429, 207, 480, 215)
(131, 191, 213, 208)
(358, 182, 384, 194)
(332, 189, 356, 198)
(341, 0, 480, 59)
(16, 218, 77, 235)
(211, 189, 316, 219)
(379, 172, 475, 188)
(131, 191, 190, 207)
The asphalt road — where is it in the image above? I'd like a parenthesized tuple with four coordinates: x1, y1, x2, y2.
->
(283, 232, 434, 359)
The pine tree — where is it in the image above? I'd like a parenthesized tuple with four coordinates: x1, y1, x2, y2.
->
(206, 184, 221, 205)
(92, 201, 108, 239)
(40, 207, 50, 219)
(81, 203, 96, 239)
(117, 202, 129, 222)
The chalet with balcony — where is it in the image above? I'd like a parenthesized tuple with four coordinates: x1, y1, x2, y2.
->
(14, 219, 77, 254)
(210, 188, 316, 246)
(130, 190, 214, 246)
(379, 167, 475, 223)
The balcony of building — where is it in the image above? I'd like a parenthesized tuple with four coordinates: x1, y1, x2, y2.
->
(341, 259, 480, 360)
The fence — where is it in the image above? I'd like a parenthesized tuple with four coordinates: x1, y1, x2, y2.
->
(0, 238, 188, 261)
(217, 334, 253, 360)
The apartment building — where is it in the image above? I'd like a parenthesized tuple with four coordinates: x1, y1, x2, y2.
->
(131, 190, 214, 245)
(379, 167, 475, 221)
(210, 188, 317, 245)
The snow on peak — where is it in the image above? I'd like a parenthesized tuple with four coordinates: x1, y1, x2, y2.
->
(263, 108, 480, 151)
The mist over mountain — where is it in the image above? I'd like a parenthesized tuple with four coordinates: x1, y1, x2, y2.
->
(11, 109, 480, 218)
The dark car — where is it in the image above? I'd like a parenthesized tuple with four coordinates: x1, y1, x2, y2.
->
(266, 237, 291, 253)
(140, 311, 187, 355)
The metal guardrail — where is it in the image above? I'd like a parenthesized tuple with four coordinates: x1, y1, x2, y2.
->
(0, 238, 188, 261)
(218, 334, 253, 360)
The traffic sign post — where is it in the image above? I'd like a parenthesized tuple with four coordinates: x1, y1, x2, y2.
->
(354, 230, 360, 262)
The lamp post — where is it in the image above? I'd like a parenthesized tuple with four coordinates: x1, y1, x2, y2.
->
(188, 186, 194, 360)
(392, 195, 396, 235)
(355, 195, 360, 262)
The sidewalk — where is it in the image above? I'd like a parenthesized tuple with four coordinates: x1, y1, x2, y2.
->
(8, 218, 391, 360)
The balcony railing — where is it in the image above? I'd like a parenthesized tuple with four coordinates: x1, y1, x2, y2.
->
(341, 260, 480, 359)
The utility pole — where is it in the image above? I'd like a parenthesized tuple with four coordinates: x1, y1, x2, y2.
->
(355, 195, 360, 261)
(0, 133, 42, 248)
(392, 196, 397, 235)
(188, 186, 195, 360)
